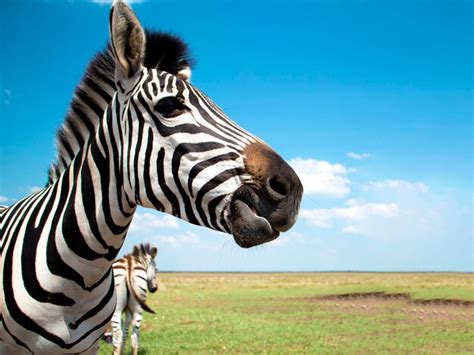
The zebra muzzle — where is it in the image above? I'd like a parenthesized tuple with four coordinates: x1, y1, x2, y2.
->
(228, 142, 303, 248)
(229, 184, 297, 248)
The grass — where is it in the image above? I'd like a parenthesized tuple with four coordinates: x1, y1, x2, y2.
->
(99, 272, 474, 354)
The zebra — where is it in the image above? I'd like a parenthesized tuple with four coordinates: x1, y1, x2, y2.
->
(0, 0, 303, 353)
(111, 243, 158, 355)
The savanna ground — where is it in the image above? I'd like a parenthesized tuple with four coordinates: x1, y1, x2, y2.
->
(99, 272, 473, 354)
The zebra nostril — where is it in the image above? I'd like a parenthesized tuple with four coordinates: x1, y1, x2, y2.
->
(268, 176, 288, 197)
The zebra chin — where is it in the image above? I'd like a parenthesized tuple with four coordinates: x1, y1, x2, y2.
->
(228, 185, 298, 248)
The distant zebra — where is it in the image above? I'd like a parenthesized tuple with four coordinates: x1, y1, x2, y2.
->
(0, 0, 302, 353)
(111, 244, 158, 355)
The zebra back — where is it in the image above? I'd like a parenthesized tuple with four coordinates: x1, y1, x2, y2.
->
(113, 243, 158, 314)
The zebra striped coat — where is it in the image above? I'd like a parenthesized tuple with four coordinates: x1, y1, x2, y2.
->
(111, 244, 158, 355)
(0, 0, 302, 353)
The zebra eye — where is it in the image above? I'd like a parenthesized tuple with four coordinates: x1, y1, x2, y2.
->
(155, 96, 188, 118)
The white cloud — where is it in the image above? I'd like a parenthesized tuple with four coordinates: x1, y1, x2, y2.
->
(347, 152, 371, 160)
(155, 232, 200, 248)
(297, 178, 458, 243)
(3, 89, 11, 105)
(0, 195, 10, 204)
(15, 186, 43, 195)
(345, 198, 364, 206)
(129, 212, 179, 233)
(365, 179, 429, 193)
(268, 231, 304, 247)
(300, 201, 399, 229)
(289, 158, 351, 198)
(89, 0, 144, 4)
(341, 225, 359, 234)
(350, 179, 461, 242)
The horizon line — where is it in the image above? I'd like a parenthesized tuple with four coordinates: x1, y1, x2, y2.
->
(157, 270, 473, 274)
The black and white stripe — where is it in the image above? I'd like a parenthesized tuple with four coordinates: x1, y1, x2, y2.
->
(1, 1, 303, 353)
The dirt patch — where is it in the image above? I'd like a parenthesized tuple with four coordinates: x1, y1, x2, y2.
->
(412, 298, 473, 307)
(295, 292, 474, 322)
(318, 291, 410, 301)
(312, 291, 474, 307)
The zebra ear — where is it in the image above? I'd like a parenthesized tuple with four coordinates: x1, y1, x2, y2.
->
(132, 246, 139, 256)
(109, 0, 145, 80)
(177, 60, 191, 82)
(150, 247, 157, 258)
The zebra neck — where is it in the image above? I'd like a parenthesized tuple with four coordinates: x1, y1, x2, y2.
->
(54, 105, 137, 287)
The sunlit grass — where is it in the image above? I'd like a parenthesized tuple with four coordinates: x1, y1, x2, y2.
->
(99, 272, 473, 354)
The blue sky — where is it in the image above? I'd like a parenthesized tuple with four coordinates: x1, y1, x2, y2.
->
(0, 0, 472, 271)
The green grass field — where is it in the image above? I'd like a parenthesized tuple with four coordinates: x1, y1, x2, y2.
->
(99, 272, 473, 354)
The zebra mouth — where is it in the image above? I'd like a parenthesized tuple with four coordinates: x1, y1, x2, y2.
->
(229, 185, 280, 248)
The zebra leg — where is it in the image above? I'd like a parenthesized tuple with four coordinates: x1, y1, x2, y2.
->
(112, 274, 128, 355)
(130, 311, 143, 355)
(122, 310, 132, 347)
(111, 311, 123, 355)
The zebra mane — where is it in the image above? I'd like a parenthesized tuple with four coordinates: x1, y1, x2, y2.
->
(47, 30, 193, 186)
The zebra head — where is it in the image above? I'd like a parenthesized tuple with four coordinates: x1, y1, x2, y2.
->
(110, 1, 303, 248)
(133, 243, 158, 293)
